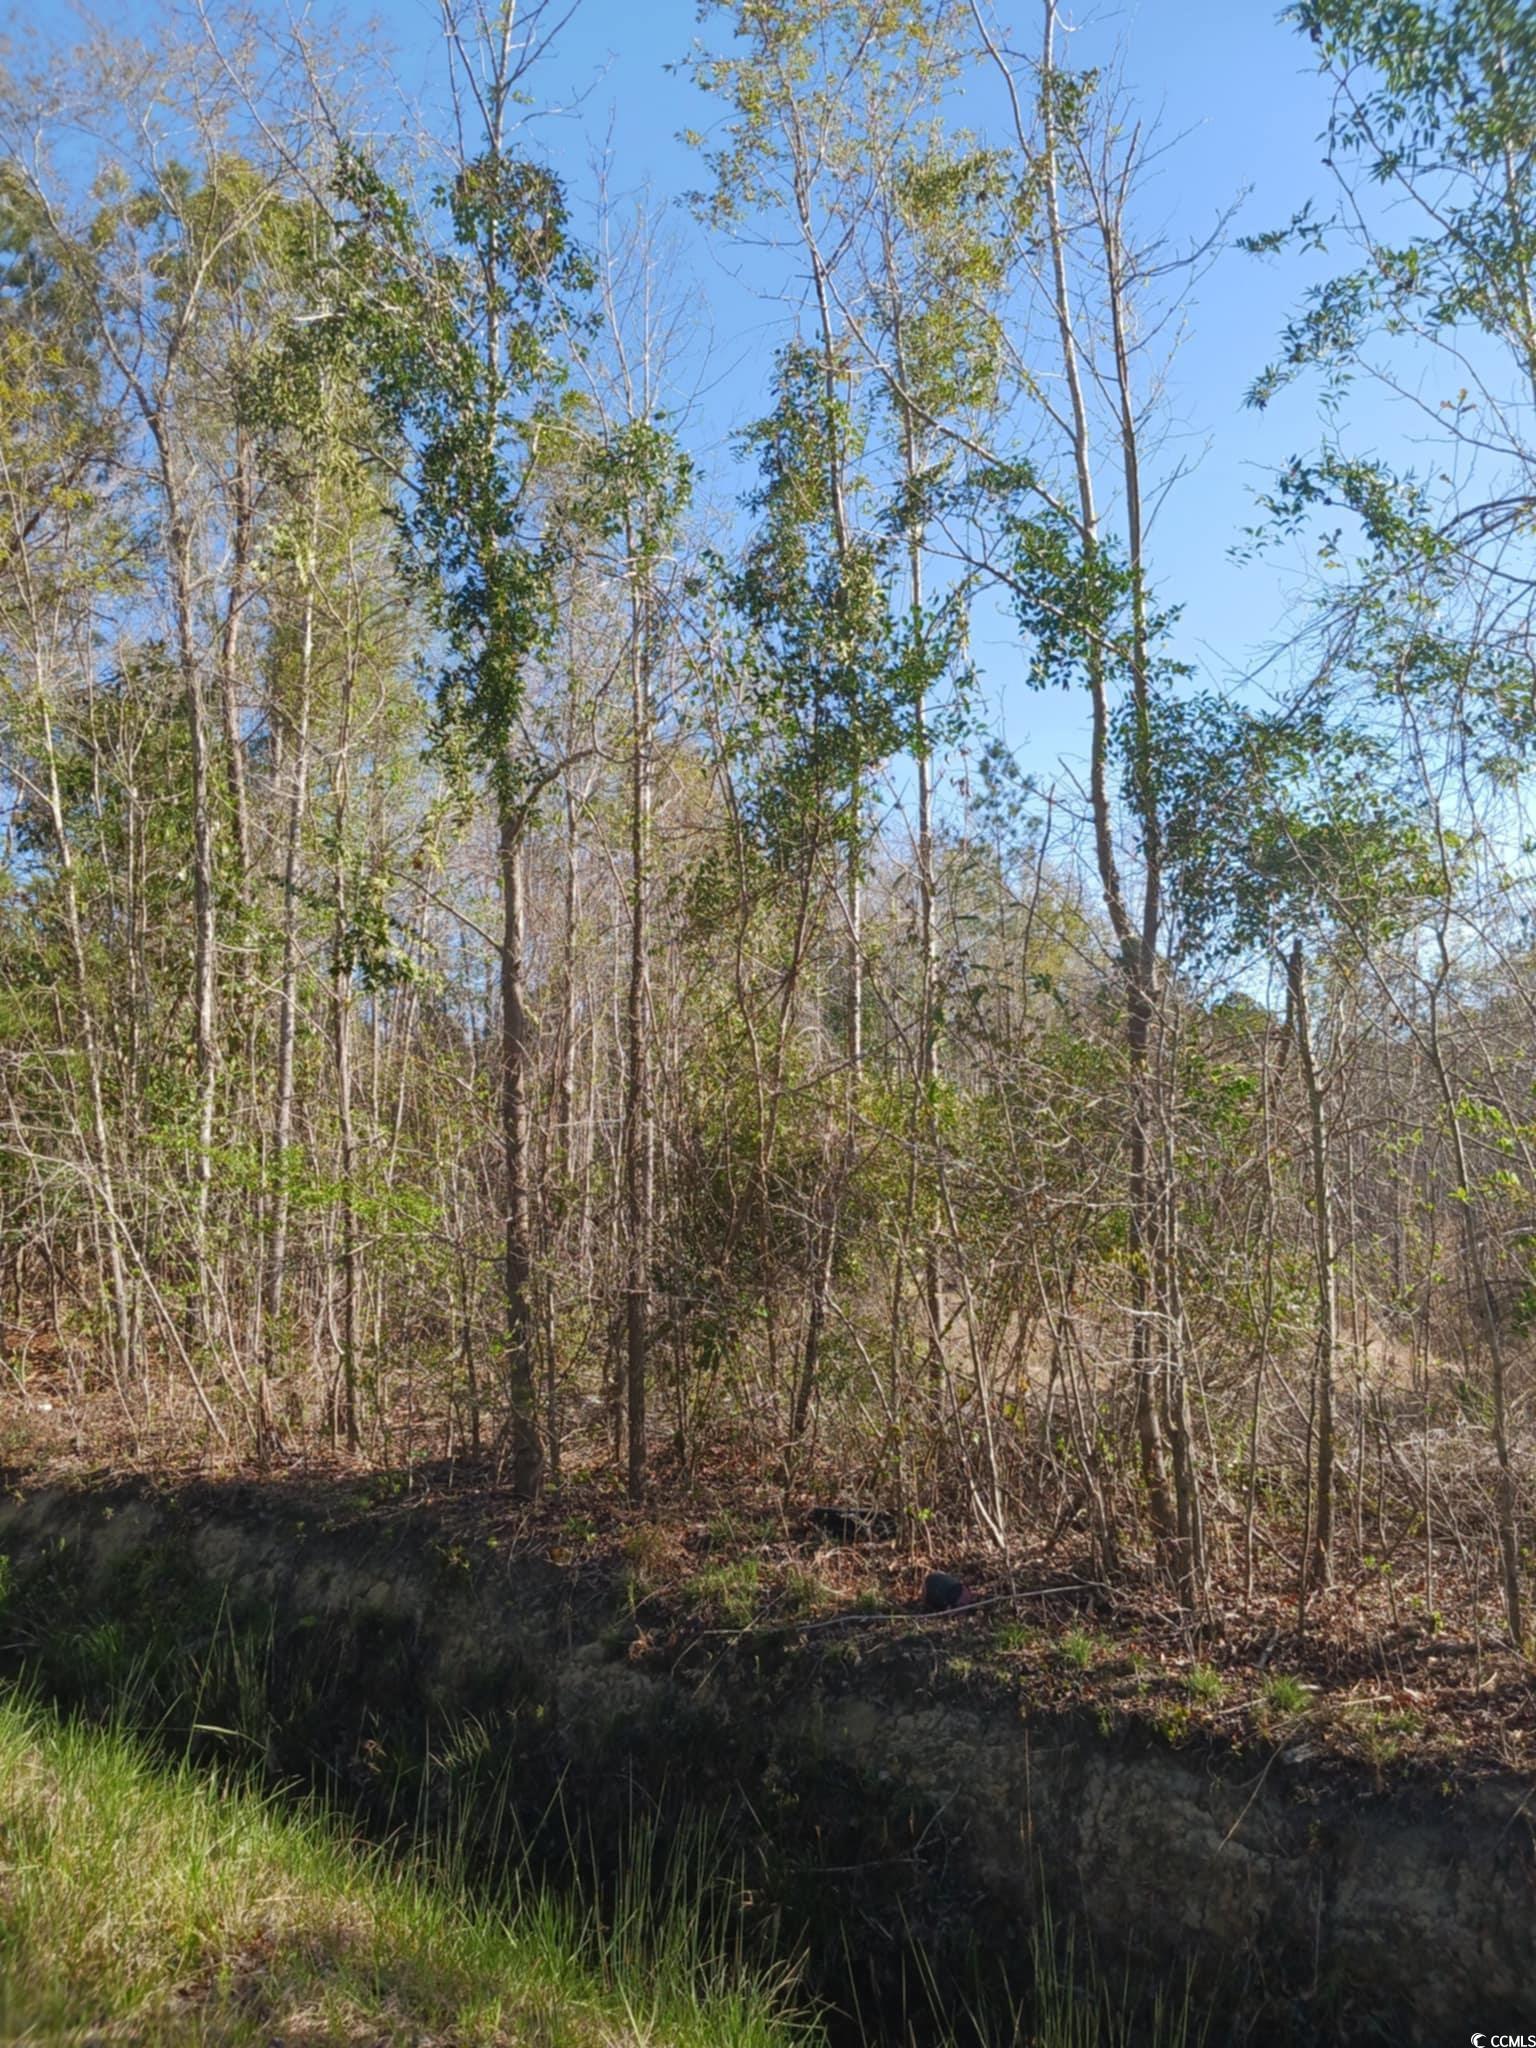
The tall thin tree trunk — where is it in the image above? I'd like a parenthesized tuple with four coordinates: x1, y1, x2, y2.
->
(914, 706, 943, 1392)
(982, 0, 1178, 1546)
(155, 445, 220, 1359)
(261, 527, 316, 1454)
(1289, 938, 1337, 1590)
(898, 379, 943, 1395)
(546, 772, 582, 1486)
(332, 952, 359, 1453)
(622, 539, 654, 1504)
(217, 427, 254, 881)
(1426, 984, 1522, 1644)
(500, 799, 543, 1498)
(36, 681, 134, 1397)
(329, 594, 361, 1454)
(1244, 1012, 1281, 1598)
(791, 1197, 836, 1445)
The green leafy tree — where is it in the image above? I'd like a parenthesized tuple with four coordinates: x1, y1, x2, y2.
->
(297, 10, 591, 1495)
(1253, 0, 1536, 1639)
(693, 0, 992, 1485)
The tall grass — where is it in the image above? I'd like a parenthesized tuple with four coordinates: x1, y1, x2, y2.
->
(0, 1687, 808, 2048)
(1026, 1902, 1205, 2048)
(850, 1895, 1206, 2048)
(0, 1576, 1214, 2048)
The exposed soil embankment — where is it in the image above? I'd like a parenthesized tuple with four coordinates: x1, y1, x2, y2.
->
(1, 1478, 1531, 2045)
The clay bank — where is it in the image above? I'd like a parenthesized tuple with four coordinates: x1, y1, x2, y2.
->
(1, 1478, 1531, 2046)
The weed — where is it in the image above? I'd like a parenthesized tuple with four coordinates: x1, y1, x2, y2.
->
(686, 1558, 761, 1629)
(1262, 1673, 1308, 1716)
(1185, 1663, 1224, 1705)
(779, 1566, 827, 1619)
(1349, 1708, 1402, 1772)
(1156, 1702, 1193, 1745)
(621, 1524, 671, 1588)
(1059, 1628, 1097, 1671)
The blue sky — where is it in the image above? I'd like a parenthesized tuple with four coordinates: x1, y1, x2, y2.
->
(86, 0, 1420, 784)
(361, 0, 1380, 774)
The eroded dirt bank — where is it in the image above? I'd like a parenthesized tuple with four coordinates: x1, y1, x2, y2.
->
(1, 1477, 1531, 2045)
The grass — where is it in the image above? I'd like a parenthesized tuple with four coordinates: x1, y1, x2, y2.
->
(0, 1688, 805, 2048)
(1343, 1701, 1424, 1774)
(0, 1686, 1210, 2048)
(685, 1557, 762, 1628)
(1262, 1673, 1309, 1716)
(0, 1551, 1220, 2048)
(778, 1565, 829, 1619)
(1184, 1663, 1224, 1705)
(620, 1523, 671, 1587)
(1059, 1628, 1098, 1671)
(890, 1898, 1204, 2048)
(1028, 1902, 1205, 2048)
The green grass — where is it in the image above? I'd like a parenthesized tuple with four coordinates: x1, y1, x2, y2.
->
(893, 1897, 1204, 2048)
(1059, 1628, 1098, 1670)
(1184, 1663, 1224, 1705)
(1028, 1902, 1205, 2048)
(0, 1688, 805, 2048)
(685, 1557, 762, 1628)
(0, 1687, 1218, 2048)
(1261, 1673, 1309, 1716)
(778, 1565, 829, 1619)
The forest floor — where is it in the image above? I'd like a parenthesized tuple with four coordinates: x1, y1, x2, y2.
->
(4, 1371, 1534, 1790)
